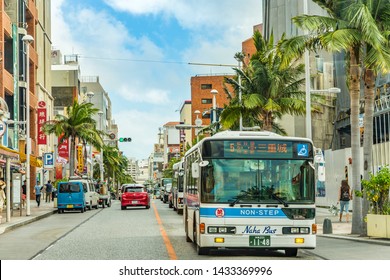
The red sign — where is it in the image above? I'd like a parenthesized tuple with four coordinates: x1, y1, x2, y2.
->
(58, 134, 69, 160)
(37, 108, 47, 145)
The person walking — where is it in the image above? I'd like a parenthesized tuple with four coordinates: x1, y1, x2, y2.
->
(21, 180, 27, 208)
(45, 180, 53, 203)
(34, 181, 43, 207)
(338, 179, 352, 222)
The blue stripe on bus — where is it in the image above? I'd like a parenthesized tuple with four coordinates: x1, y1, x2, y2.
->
(199, 207, 287, 218)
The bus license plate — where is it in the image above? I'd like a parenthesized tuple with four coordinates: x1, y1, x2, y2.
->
(249, 236, 270, 247)
(66, 205, 73, 208)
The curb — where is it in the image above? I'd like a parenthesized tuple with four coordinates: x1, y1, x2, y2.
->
(318, 233, 390, 246)
(2, 210, 57, 234)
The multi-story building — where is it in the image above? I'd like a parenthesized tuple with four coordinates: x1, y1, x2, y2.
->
(262, 0, 390, 207)
(80, 76, 117, 178)
(190, 74, 233, 140)
(51, 51, 80, 178)
(162, 121, 181, 165)
(262, 0, 337, 151)
(178, 100, 191, 151)
(1, 0, 46, 202)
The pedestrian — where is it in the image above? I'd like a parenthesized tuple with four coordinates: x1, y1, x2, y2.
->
(338, 179, 352, 222)
(21, 180, 27, 208)
(45, 180, 53, 203)
(33, 181, 43, 207)
(0, 180, 6, 213)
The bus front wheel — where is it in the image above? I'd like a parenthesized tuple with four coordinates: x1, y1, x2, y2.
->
(285, 248, 298, 257)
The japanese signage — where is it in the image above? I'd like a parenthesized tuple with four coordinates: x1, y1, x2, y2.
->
(37, 101, 47, 145)
(77, 145, 83, 173)
(58, 134, 69, 161)
(204, 140, 313, 159)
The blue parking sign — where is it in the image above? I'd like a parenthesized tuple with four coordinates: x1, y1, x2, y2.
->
(44, 153, 54, 168)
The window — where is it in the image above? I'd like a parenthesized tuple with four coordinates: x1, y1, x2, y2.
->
(202, 113, 211, 119)
(201, 99, 212, 104)
(201, 84, 212, 90)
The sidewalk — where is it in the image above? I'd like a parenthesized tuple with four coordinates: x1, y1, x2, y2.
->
(0, 199, 57, 235)
(0, 202, 389, 246)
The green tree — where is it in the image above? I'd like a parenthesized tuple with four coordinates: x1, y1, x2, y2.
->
(289, 0, 390, 234)
(220, 31, 308, 133)
(43, 101, 103, 176)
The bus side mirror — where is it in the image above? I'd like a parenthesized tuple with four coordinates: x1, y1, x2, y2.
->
(192, 163, 199, 178)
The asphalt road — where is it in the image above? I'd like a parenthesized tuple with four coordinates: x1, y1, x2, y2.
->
(1, 198, 389, 260)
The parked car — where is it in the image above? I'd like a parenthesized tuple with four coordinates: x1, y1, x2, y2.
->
(69, 176, 99, 210)
(57, 181, 86, 213)
(121, 184, 150, 210)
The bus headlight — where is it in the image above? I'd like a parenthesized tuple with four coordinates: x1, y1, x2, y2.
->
(208, 227, 218, 233)
(282, 227, 311, 234)
(207, 226, 236, 234)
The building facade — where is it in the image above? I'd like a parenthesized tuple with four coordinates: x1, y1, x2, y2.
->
(1, 0, 47, 201)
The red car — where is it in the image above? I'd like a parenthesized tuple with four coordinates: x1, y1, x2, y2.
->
(121, 184, 150, 210)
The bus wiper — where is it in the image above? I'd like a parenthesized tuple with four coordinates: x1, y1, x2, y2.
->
(271, 193, 289, 207)
(229, 198, 241, 207)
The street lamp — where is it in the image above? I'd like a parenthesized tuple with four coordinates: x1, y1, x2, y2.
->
(234, 52, 244, 131)
(98, 111, 104, 184)
(306, 87, 341, 139)
(86, 92, 94, 178)
(194, 110, 202, 142)
(22, 34, 33, 216)
(210, 89, 218, 125)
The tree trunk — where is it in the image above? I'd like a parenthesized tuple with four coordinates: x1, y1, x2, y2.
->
(349, 48, 363, 235)
(362, 68, 375, 236)
(69, 136, 76, 177)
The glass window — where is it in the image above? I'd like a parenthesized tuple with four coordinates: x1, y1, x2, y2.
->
(59, 183, 81, 193)
(201, 84, 212, 89)
(200, 159, 314, 204)
(201, 99, 212, 104)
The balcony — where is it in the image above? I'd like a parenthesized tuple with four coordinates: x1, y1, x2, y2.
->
(374, 95, 390, 116)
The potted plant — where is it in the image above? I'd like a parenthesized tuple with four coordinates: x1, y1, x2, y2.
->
(359, 166, 390, 238)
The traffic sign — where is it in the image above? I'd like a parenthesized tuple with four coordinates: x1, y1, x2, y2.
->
(43, 152, 54, 169)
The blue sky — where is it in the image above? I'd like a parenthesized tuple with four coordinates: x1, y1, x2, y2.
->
(51, 0, 263, 160)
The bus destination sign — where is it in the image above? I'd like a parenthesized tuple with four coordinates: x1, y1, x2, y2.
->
(220, 140, 311, 159)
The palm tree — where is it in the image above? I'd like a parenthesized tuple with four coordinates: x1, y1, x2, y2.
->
(353, 1, 390, 235)
(289, 0, 390, 234)
(43, 101, 104, 177)
(220, 31, 309, 133)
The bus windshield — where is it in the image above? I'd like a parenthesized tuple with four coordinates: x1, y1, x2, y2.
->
(200, 158, 315, 204)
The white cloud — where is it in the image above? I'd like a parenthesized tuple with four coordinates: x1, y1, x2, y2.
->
(51, 0, 262, 159)
(104, 0, 262, 30)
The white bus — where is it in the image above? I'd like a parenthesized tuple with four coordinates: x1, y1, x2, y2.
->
(183, 131, 316, 256)
(171, 160, 184, 214)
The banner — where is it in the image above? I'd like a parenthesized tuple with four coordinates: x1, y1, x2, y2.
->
(58, 134, 69, 160)
(37, 101, 47, 145)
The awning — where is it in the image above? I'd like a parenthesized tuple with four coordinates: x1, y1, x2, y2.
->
(0, 145, 19, 159)
(0, 145, 43, 167)
(19, 153, 43, 168)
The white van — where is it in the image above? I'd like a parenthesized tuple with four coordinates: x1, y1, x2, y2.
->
(69, 176, 99, 210)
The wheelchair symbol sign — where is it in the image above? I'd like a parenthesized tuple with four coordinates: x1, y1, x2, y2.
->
(297, 144, 309, 157)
